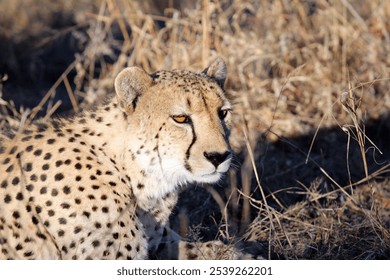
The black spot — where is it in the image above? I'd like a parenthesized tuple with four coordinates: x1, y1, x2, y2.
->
(137, 183, 144, 189)
(187, 253, 198, 260)
(34, 134, 44, 139)
(36, 123, 48, 131)
(74, 227, 82, 234)
(90, 175, 97, 180)
(92, 185, 100, 190)
(33, 149, 42, 156)
(32, 216, 39, 225)
(36, 232, 47, 240)
(109, 181, 117, 187)
(21, 136, 32, 142)
(101, 194, 107, 200)
(64, 159, 71, 165)
(51, 189, 58, 196)
(30, 174, 38, 182)
(15, 192, 24, 200)
(92, 240, 100, 248)
(116, 252, 123, 259)
(40, 174, 47, 182)
(102, 207, 109, 213)
(5, 165, 14, 173)
(61, 203, 70, 209)
(1, 180, 7, 188)
(25, 145, 34, 152)
(12, 177, 20, 186)
(12, 211, 20, 219)
(61, 246, 68, 254)
(75, 163, 82, 170)
(61, 186, 70, 195)
(55, 173, 64, 181)
(48, 210, 55, 217)
(4, 194, 12, 203)
(94, 222, 102, 229)
(78, 186, 84, 192)
(42, 164, 50, 170)
(58, 147, 65, 153)
(112, 233, 119, 239)
(47, 139, 56, 144)
(82, 211, 90, 218)
(73, 148, 80, 153)
(43, 153, 52, 160)
(15, 243, 23, 251)
(87, 194, 95, 200)
(24, 251, 34, 257)
(39, 187, 47, 194)
(58, 230, 65, 237)
(58, 218, 67, 225)
(23, 163, 33, 171)
(75, 198, 81, 204)
(9, 146, 17, 154)
(26, 184, 34, 191)
(68, 137, 76, 143)
(75, 176, 82, 182)
(35, 206, 42, 214)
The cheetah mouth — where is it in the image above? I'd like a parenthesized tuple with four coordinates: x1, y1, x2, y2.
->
(196, 170, 227, 183)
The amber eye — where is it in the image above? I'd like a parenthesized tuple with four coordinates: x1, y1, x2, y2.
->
(218, 109, 229, 119)
(172, 115, 190, 124)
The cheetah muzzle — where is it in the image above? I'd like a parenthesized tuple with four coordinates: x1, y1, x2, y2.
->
(0, 58, 246, 260)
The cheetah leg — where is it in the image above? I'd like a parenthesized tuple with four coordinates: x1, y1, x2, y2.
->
(153, 227, 246, 260)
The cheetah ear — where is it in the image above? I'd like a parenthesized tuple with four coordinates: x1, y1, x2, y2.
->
(202, 57, 227, 88)
(114, 67, 153, 113)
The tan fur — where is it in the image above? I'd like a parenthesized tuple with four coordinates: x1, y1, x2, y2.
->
(0, 58, 245, 259)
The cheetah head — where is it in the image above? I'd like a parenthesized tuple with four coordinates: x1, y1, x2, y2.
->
(114, 58, 232, 194)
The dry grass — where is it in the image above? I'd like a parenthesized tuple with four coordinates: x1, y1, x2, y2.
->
(1, 0, 389, 259)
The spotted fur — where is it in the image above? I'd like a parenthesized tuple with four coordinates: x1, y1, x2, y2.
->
(0, 58, 242, 259)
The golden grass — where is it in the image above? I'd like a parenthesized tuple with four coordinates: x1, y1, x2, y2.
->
(1, 0, 389, 259)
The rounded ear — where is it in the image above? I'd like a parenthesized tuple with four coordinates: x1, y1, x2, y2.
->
(114, 67, 153, 113)
(202, 57, 227, 88)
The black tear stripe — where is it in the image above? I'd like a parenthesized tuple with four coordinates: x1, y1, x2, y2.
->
(184, 121, 197, 172)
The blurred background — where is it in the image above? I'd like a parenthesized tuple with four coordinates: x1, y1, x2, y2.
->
(0, 0, 389, 259)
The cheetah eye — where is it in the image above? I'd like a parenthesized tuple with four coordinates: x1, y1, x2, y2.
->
(172, 115, 190, 124)
(218, 109, 230, 120)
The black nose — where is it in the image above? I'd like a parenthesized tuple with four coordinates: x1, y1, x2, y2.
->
(203, 151, 231, 167)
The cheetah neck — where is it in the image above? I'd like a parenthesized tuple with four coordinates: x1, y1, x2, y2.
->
(63, 99, 182, 216)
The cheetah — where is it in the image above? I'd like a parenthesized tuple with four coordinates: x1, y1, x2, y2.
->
(0, 58, 243, 260)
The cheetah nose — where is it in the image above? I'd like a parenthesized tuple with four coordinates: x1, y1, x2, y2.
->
(203, 151, 231, 168)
